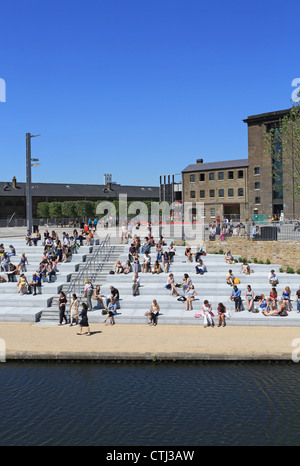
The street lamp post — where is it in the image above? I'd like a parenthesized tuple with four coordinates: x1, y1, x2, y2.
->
(26, 133, 40, 233)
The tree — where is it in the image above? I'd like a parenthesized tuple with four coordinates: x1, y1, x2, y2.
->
(48, 202, 62, 218)
(61, 201, 77, 218)
(37, 202, 49, 218)
(265, 104, 300, 199)
(74, 201, 95, 219)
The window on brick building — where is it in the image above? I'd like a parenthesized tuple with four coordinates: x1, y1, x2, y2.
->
(218, 172, 224, 180)
(255, 197, 261, 204)
(200, 190, 205, 199)
(190, 191, 195, 199)
(209, 189, 215, 198)
(209, 172, 215, 181)
(219, 189, 224, 197)
(199, 173, 205, 181)
(255, 182, 260, 190)
(190, 174, 195, 182)
(228, 171, 234, 180)
(254, 167, 260, 175)
(238, 188, 244, 196)
(228, 188, 234, 197)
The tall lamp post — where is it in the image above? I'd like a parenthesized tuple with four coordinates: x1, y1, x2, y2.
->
(26, 133, 40, 232)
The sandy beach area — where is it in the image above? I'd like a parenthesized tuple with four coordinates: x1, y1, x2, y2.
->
(1, 322, 300, 361)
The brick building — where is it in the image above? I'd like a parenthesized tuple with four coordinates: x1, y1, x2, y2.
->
(182, 158, 249, 222)
(182, 108, 300, 222)
(243, 108, 300, 219)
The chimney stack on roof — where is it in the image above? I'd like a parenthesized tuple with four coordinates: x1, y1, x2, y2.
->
(12, 176, 17, 188)
(196, 158, 203, 164)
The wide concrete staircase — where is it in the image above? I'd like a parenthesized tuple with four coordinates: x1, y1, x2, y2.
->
(1, 235, 300, 327)
(92, 240, 300, 326)
(38, 243, 125, 324)
(0, 237, 100, 322)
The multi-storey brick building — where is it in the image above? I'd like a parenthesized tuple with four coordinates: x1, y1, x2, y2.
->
(182, 108, 300, 222)
(182, 158, 249, 222)
(243, 108, 300, 219)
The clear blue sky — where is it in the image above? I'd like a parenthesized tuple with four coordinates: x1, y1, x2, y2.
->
(0, 0, 299, 187)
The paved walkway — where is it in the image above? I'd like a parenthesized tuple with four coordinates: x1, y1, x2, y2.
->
(1, 321, 299, 361)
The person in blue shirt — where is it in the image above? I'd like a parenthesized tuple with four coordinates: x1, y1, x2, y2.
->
(230, 285, 242, 312)
(28, 273, 41, 295)
(104, 298, 117, 325)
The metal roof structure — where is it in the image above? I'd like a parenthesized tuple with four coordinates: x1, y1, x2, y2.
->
(182, 158, 249, 173)
(0, 180, 159, 200)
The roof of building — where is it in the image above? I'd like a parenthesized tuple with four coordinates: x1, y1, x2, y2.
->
(243, 108, 291, 124)
(0, 180, 159, 199)
(182, 158, 249, 173)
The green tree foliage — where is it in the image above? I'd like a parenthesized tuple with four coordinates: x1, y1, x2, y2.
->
(37, 202, 49, 218)
(48, 202, 62, 218)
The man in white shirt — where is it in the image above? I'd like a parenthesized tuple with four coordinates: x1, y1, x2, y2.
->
(268, 270, 278, 286)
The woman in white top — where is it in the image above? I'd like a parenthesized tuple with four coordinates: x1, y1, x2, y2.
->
(202, 300, 215, 328)
(149, 300, 160, 326)
(69, 293, 79, 326)
(166, 273, 179, 297)
(245, 285, 254, 311)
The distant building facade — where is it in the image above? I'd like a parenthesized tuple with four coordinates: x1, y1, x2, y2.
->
(0, 178, 159, 220)
(181, 108, 300, 223)
(243, 108, 300, 219)
(182, 158, 249, 222)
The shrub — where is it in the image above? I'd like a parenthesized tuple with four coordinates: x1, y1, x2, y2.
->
(297, 269, 300, 275)
(286, 266, 295, 274)
(265, 259, 271, 265)
(258, 260, 264, 264)
(253, 258, 258, 263)
(279, 267, 284, 273)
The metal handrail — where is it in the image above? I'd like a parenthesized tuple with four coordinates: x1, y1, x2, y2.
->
(65, 234, 111, 300)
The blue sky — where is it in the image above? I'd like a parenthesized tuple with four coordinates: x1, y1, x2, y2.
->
(0, 0, 299, 187)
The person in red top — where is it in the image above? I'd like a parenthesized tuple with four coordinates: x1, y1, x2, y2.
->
(267, 287, 277, 311)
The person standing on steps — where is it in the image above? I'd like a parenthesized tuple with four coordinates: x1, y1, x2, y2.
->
(84, 278, 94, 311)
(58, 291, 68, 326)
(77, 302, 91, 335)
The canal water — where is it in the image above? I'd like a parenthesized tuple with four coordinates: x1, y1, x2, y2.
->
(0, 361, 300, 446)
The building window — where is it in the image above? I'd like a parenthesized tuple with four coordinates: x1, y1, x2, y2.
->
(210, 208, 216, 218)
(218, 172, 224, 180)
(190, 174, 195, 182)
(199, 173, 205, 182)
(209, 189, 215, 198)
(228, 188, 234, 197)
(254, 182, 260, 190)
(255, 197, 261, 204)
(238, 188, 244, 197)
(190, 191, 195, 199)
(209, 172, 215, 181)
(238, 170, 244, 179)
(200, 190, 205, 199)
(201, 207, 206, 218)
(228, 171, 234, 180)
(254, 167, 260, 175)
(219, 189, 224, 197)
